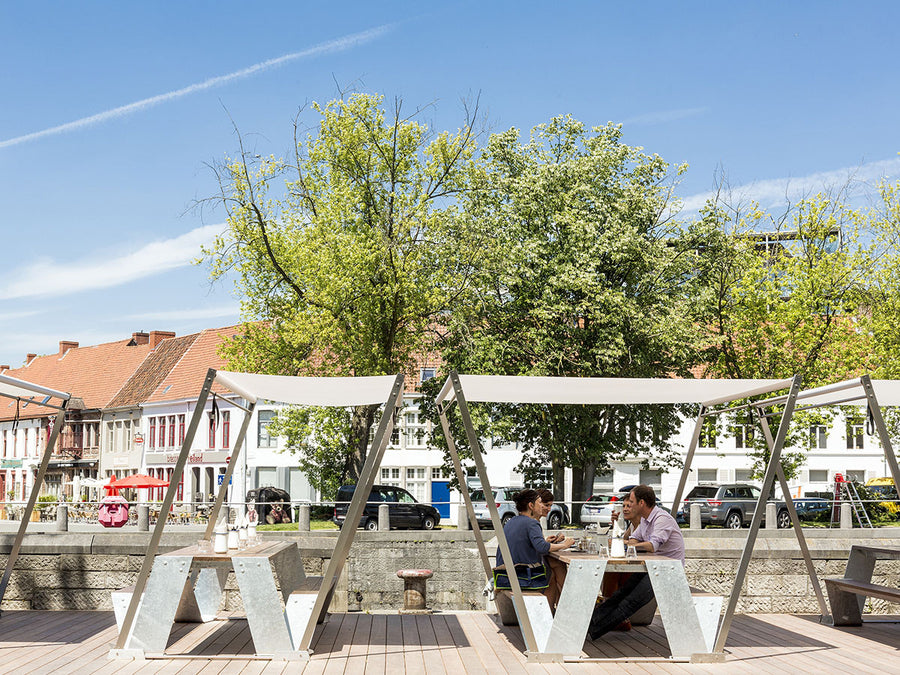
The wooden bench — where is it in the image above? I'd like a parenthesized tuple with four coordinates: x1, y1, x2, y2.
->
(825, 545, 900, 626)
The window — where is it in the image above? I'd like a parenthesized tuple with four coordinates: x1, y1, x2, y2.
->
(809, 425, 827, 449)
(406, 467, 427, 501)
(106, 422, 114, 452)
(222, 411, 230, 449)
(380, 467, 401, 486)
(846, 423, 864, 449)
(431, 467, 447, 480)
(208, 413, 216, 449)
(420, 367, 436, 382)
(639, 469, 662, 490)
(533, 467, 553, 489)
(592, 471, 614, 493)
(845, 469, 865, 483)
(735, 468, 754, 482)
(149, 418, 156, 449)
(699, 419, 717, 449)
(158, 416, 166, 448)
(178, 415, 185, 445)
(698, 469, 718, 483)
(168, 416, 176, 448)
(809, 469, 829, 483)
(258, 410, 277, 448)
(734, 424, 754, 449)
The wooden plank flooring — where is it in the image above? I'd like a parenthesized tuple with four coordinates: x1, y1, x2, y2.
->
(1, 610, 898, 673)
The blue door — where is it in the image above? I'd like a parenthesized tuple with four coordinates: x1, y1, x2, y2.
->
(432, 480, 450, 519)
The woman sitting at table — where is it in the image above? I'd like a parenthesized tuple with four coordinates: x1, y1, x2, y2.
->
(493, 489, 574, 603)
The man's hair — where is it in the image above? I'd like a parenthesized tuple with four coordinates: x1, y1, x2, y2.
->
(536, 488, 554, 505)
(514, 488, 540, 513)
(631, 484, 657, 508)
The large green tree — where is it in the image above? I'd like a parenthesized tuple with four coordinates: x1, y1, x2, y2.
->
(433, 116, 706, 504)
(202, 93, 484, 487)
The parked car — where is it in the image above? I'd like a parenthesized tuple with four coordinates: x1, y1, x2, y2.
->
(683, 483, 791, 529)
(793, 497, 831, 521)
(470, 487, 570, 529)
(579, 485, 636, 525)
(865, 477, 900, 515)
(332, 484, 440, 531)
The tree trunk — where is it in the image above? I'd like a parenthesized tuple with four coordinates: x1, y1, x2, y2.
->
(570, 463, 585, 525)
(347, 404, 378, 483)
(552, 461, 565, 502)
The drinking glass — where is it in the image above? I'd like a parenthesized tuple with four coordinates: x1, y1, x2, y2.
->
(626, 545, 638, 559)
(598, 544, 609, 559)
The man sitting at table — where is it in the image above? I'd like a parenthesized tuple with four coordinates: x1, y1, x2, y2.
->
(588, 484, 685, 640)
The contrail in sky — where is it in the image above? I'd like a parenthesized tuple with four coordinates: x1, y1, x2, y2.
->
(0, 24, 392, 149)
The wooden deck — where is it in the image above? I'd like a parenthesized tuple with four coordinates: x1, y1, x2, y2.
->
(0, 610, 898, 674)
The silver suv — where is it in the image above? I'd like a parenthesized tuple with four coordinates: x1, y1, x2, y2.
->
(684, 483, 790, 529)
(470, 487, 569, 530)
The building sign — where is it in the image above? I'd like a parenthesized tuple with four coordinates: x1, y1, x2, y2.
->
(145, 450, 231, 465)
(134, 433, 144, 445)
(1, 459, 23, 468)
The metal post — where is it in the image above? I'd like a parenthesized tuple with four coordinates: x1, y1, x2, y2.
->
(0, 403, 68, 610)
(714, 374, 802, 653)
(449, 371, 540, 656)
(204, 396, 256, 540)
(758, 414, 829, 620)
(861, 375, 900, 496)
(115, 368, 216, 650)
(437, 404, 493, 579)
(670, 405, 705, 517)
(298, 374, 405, 651)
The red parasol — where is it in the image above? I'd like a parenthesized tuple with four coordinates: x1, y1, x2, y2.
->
(104, 474, 169, 495)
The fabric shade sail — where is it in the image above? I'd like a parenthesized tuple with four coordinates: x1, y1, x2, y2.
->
(436, 374, 794, 408)
(0, 372, 70, 404)
(214, 371, 398, 407)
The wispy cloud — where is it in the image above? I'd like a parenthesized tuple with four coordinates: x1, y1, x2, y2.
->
(117, 305, 241, 322)
(0, 224, 222, 300)
(620, 107, 708, 126)
(0, 24, 392, 149)
(680, 156, 900, 214)
(0, 309, 43, 322)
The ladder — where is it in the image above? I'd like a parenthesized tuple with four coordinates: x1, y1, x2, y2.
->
(831, 475, 873, 528)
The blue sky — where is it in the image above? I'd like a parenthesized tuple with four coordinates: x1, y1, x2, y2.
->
(1, 1, 898, 369)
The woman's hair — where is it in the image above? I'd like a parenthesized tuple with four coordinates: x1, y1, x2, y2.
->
(536, 488, 554, 505)
(514, 488, 540, 514)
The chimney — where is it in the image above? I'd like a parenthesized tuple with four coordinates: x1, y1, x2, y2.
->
(0, 365, 8, 372)
(149, 331, 176, 348)
(26, 353, 36, 364)
(131, 332, 149, 345)
(59, 340, 79, 355)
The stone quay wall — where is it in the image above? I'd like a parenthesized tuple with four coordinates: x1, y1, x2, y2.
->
(2, 529, 900, 614)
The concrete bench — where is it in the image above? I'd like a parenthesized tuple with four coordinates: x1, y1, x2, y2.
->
(284, 574, 326, 642)
(825, 577, 900, 626)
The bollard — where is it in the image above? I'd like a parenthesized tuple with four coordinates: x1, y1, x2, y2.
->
(138, 503, 150, 531)
(840, 502, 852, 529)
(690, 503, 701, 530)
(298, 503, 311, 531)
(56, 504, 68, 532)
(378, 503, 390, 531)
(765, 503, 777, 530)
(457, 503, 469, 530)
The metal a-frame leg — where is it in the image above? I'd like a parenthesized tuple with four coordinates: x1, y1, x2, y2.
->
(713, 374, 802, 654)
(296, 374, 405, 652)
(861, 375, 900, 500)
(670, 405, 705, 518)
(0, 403, 68, 613)
(114, 368, 216, 651)
(437, 405, 493, 579)
(447, 371, 541, 656)
(758, 415, 830, 622)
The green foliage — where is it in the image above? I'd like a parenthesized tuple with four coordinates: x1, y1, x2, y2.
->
(268, 406, 352, 498)
(436, 116, 703, 501)
(202, 92, 482, 484)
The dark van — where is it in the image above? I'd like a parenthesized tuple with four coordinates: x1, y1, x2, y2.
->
(333, 484, 440, 531)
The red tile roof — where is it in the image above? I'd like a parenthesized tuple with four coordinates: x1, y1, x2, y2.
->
(107, 334, 200, 408)
(0, 337, 164, 421)
(144, 326, 243, 403)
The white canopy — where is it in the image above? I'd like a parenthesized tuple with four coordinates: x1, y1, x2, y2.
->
(0, 372, 70, 403)
(214, 370, 398, 407)
(755, 377, 900, 409)
(436, 374, 794, 408)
